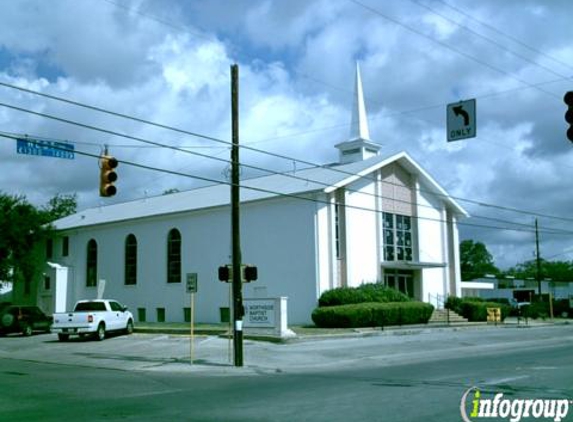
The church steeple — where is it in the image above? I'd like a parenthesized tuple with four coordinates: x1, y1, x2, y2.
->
(350, 62, 370, 141)
(335, 62, 381, 164)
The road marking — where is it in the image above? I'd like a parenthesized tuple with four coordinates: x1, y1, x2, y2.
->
(482, 375, 530, 385)
(529, 366, 558, 370)
(120, 389, 183, 399)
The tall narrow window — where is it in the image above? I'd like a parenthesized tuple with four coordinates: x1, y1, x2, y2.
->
(334, 189, 346, 260)
(125, 234, 137, 285)
(62, 236, 69, 257)
(86, 239, 98, 287)
(167, 229, 181, 283)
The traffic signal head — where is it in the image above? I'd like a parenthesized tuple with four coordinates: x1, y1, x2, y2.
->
(218, 265, 230, 282)
(99, 155, 118, 197)
(564, 91, 573, 142)
(243, 265, 258, 282)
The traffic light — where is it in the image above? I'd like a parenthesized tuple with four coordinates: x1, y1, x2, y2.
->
(99, 155, 118, 197)
(218, 265, 257, 282)
(564, 91, 573, 142)
(218, 265, 231, 282)
(243, 265, 258, 282)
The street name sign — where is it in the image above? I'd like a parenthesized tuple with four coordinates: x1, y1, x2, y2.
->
(447, 99, 476, 142)
(16, 138, 75, 159)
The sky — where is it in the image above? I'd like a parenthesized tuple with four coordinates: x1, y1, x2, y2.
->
(0, 0, 572, 270)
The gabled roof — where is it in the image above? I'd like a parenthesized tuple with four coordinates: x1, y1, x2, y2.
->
(325, 151, 468, 217)
(53, 151, 468, 231)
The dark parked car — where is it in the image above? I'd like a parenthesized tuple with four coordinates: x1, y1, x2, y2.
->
(0, 306, 52, 336)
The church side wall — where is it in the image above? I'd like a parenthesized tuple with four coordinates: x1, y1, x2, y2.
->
(55, 196, 319, 325)
(416, 186, 448, 302)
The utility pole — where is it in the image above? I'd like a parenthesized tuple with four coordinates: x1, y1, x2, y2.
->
(230, 64, 243, 367)
(535, 218, 542, 296)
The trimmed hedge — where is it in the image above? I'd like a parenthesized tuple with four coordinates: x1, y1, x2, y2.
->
(311, 302, 435, 328)
(446, 296, 511, 322)
(318, 284, 411, 307)
(522, 302, 549, 319)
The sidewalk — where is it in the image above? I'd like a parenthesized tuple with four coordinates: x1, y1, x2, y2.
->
(134, 317, 571, 342)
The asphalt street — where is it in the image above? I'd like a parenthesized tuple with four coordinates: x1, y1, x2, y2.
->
(0, 325, 571, 421)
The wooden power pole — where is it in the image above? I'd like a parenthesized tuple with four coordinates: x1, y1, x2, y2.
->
(535, 218, 542, 296)
(230, 64, 244, 367)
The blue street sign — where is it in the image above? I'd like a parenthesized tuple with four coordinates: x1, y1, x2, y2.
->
(16, 138, 75, 159)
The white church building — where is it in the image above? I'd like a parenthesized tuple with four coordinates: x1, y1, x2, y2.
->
(18, 66, 468, 325)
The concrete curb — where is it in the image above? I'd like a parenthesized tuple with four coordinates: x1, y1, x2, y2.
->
(134, 320, 570, 343)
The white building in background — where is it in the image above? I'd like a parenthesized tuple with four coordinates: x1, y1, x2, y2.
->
(15, 65, 468, 324)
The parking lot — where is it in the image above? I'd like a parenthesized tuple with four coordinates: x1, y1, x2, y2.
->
(0, 332, 233, 372)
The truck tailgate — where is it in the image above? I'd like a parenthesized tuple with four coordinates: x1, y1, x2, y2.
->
(52, 313, 91, 329)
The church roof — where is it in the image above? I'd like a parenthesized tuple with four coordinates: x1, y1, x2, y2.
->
(53, 151, 468, 231)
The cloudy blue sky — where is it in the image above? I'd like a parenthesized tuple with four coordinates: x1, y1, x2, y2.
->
(1, 0, 572, 269)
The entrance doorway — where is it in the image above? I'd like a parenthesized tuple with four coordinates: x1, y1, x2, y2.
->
(384, 270, 415, 299)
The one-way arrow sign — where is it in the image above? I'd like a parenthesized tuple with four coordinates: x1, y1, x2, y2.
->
(447, 99, 476, 142)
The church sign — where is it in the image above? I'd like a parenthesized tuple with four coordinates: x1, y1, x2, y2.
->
(244, 299, 275, 328)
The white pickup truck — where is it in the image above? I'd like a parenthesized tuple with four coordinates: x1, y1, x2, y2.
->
(51, 299, 134, 341)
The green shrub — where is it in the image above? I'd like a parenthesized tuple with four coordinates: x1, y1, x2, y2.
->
(522, 302, 549, 319)
(486, 298, 511, 306)
(311, 302, 434, 328)
(445, 296, 463, 314)
(459, 301, 511, 322)
(318, 283, 410, 307)
(311, 303, 374, 328)
(446, 296, 510, 322)
(553, 299, 571, 317)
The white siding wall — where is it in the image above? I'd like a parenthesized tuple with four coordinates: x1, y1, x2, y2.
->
(54, 196, 319, 325)
(416, 184, 447, 301)
(241, 197, 318, 324)
(344, 177, 379, 286)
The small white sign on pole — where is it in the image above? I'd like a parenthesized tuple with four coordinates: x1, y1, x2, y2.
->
(186, 273, 198, 293)
(186, 273, 198, 365)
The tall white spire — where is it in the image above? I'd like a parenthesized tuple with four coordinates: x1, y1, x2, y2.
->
(335, 62, 380, 164)
(350, 61, 370, 141)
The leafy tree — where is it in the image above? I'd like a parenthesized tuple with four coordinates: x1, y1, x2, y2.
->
(42, 193, 77, 221)
(0, 192, 77, 288)
(506, 259, 573, 282)
(460, 240, 499, 280)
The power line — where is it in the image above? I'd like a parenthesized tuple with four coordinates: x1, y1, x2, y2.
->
(101, 0, 214, 44)
(99, 0, 572, 138)
(349, 0, 561, 100)
(409, 0, 572, 82)
(3, 81, 573, 226)
(436, 0, 573, 73)
(0, 119, 452, 221)
(5, 115, 572, 238)
(3, 132, 573, 237)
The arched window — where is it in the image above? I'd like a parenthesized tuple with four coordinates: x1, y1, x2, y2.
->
(167, 229, 181, 283)
(125, 234, 137, 285)
(86, 239, 98, 287)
